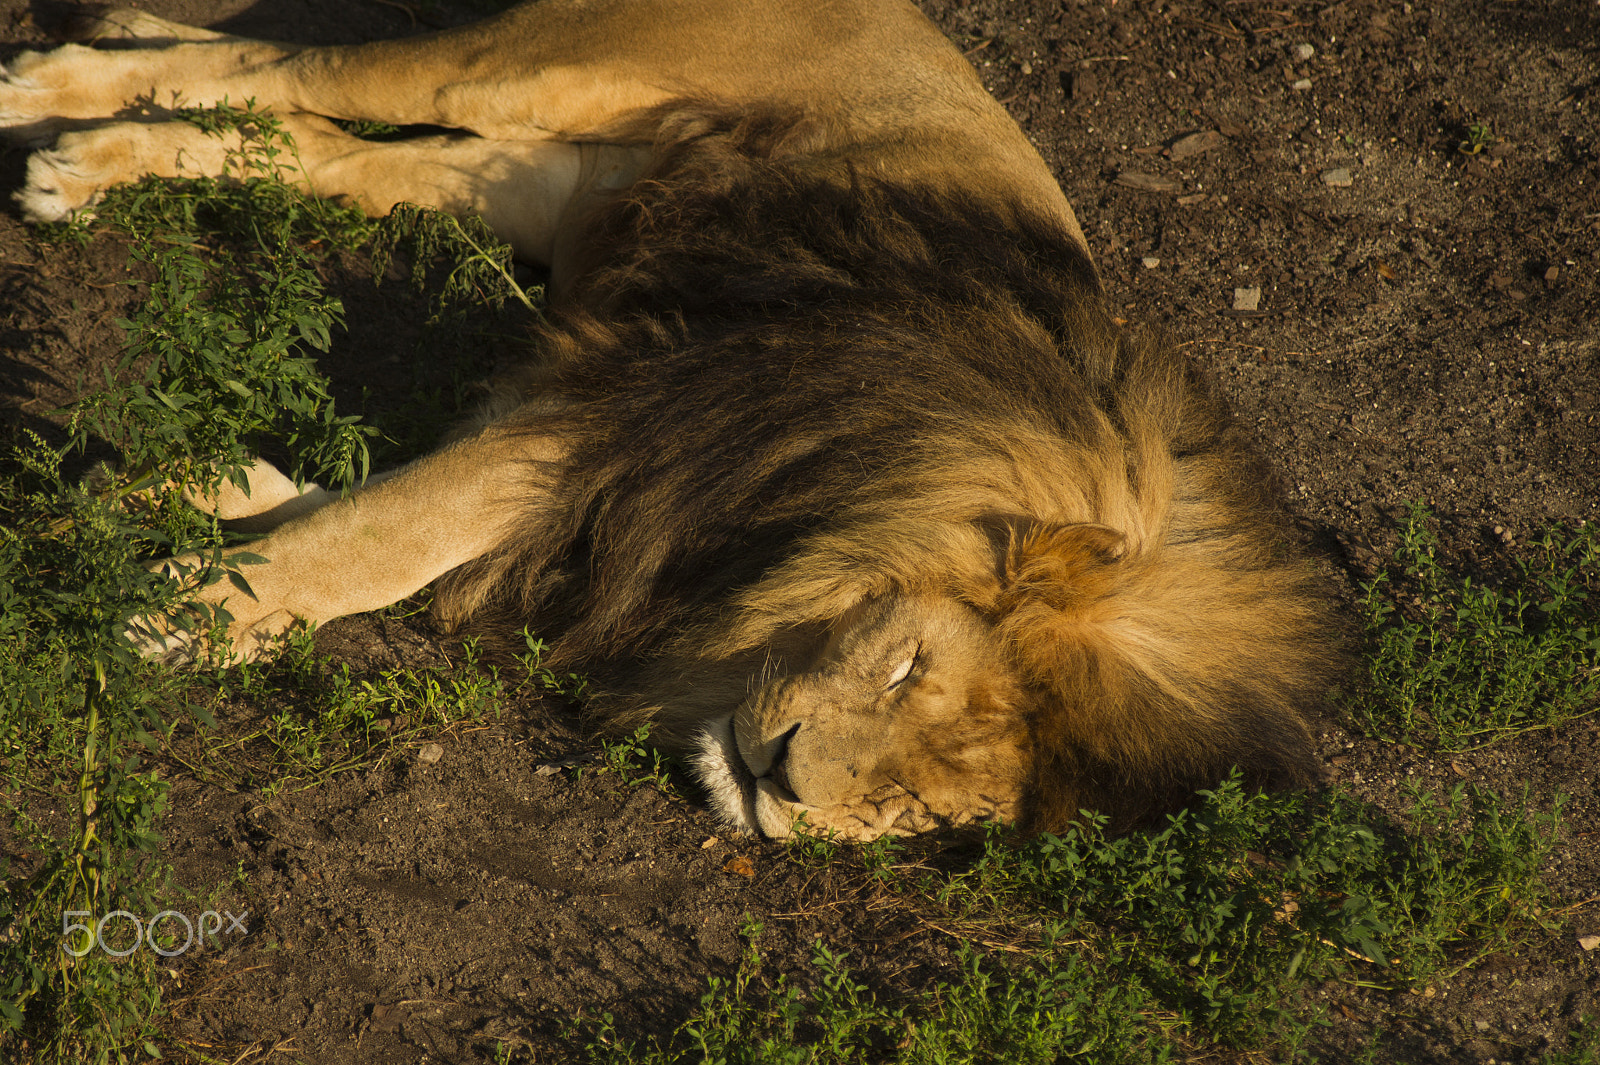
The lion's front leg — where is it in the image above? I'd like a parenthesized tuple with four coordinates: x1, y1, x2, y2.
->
(133, 426, 565, 664)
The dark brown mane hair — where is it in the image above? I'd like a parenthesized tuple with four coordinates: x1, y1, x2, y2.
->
(434, 104, 1342, 830)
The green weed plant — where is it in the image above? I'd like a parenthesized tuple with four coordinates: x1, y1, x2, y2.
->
(1, 105, 381, 1061)
(593, 774, 1562, 1061)
(1355, 504, 1600, 749)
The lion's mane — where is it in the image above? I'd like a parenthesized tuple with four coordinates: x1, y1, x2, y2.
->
(435, 106, 1343, 830)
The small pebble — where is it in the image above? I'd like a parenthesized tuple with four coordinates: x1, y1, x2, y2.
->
(1321, 167, 1354, 188)
(1115, 171, 1184, 194)
(1232, 286, 1262, 312)
(1291, 78, 1313, 92)
(1142, 256, 1160, 269)
(417, 742, 444, 765)
(1291, 42, 1316, 62)
(1167, 129, 1226, 161)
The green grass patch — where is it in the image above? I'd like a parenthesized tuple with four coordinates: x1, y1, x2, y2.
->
(584, 923, 1171, 1065)
(588, 774, 1563, 1061)
(1353, 503, 1600, 749)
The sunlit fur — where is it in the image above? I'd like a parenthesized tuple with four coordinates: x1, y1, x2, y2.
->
(436, 107, 1343, 835)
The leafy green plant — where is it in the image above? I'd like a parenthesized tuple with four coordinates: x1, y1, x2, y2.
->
(857, 834, 905, 886)
(518, 632, 592, 701)
(85, 100, 374, 253)
(374, 201, 543, 321)
(1458, 120, 1494, 155)
(0, 104, 385, 1060)
(783, 816, 842, 866)
(0, 437, 193, 1062)
(583, 920, 1168, 1064)
(75, 240, 374, 498)
(598, 725, 679, 793)
(1353, 504, 1600, 748)
(70, 104, 379, 500)
(929, 773, 1559, 1046)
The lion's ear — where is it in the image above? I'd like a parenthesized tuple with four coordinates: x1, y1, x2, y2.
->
(992, 521, 1134, 752)
(996, 521, 1126, 619)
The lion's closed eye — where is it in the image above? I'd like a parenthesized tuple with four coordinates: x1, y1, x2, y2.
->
(884, 644, 920, 689)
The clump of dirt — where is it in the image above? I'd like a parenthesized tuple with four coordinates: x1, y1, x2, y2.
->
(0, 0, 1595, 1062)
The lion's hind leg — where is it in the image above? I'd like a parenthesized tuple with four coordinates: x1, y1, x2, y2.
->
(12, 108, 621, 266)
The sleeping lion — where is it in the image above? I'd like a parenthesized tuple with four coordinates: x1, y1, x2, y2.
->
(0, 0, 1341, 840)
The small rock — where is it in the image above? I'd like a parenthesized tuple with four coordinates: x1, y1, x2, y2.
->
(1114, 171, 1183, 194)
(1321, 167, 1354, 188)
(1291, 78, 1314, 92)
(417, 742, 444, 765)
(1580, 935, 1600, 951)
(1291, 42, 1316, 62)
(1020, 60, 1033, 75)
(1167, 129, 1227, 161)
(701, 837, 721, 849)
(1475, 1020, 1491, 1032)
(1545, 265, 1560, 284)
(1065, 68, 1099, 100)
(1232, 286, 1262, 312)
(1141, 256, 1160, 269)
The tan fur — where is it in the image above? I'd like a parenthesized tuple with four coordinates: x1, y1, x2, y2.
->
(3, 0, 1339, 840)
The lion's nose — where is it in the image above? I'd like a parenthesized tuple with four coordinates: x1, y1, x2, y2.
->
(766, 721, 801, 798)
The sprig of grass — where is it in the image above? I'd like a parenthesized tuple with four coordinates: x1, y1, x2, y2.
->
(374, 201, 544, 320)
(1353, 504, 1600, 749)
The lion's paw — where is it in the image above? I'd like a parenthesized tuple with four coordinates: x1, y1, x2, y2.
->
(128, 555, 299, 667)
(15, 133, 122, 222)
(124, 612, 209, 666)
(125, 604, 299, 667)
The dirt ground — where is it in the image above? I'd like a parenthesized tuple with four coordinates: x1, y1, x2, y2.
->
(1, 0, 1596, 1062)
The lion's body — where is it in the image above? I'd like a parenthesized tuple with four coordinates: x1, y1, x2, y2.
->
(1, 0, 1341, 838)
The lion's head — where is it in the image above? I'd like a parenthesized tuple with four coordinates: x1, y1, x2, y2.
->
(692, 594, 1030, 840)
(682, 517, 1333, 842)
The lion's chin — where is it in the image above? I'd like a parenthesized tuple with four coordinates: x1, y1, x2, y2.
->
(690, 716, 760, 834)
(692, 715, 819, 839)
